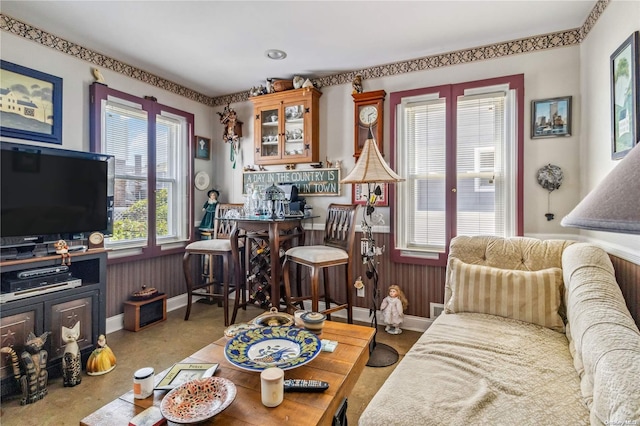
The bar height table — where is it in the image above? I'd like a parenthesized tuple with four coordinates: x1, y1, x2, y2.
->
(230, 215, 315, 311)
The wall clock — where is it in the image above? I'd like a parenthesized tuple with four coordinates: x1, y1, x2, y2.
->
(88, 231, 105, 249)
(352, 90, 386, 158)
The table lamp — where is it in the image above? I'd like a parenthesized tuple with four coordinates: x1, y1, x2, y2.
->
(341, 127, 404, 367)
(561, 144, 640, 234)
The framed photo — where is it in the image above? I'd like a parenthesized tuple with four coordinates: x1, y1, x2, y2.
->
(0, 61, 63, 145)
(531, 96, 572, 139)
(155, 362, 218, 390)
(353, 183, 388, 206)
(610, 31, 639, 160)
(194, 135, 211, 160)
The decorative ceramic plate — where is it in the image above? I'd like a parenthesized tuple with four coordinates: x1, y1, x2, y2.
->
(160, 377, 236, 424)
(194, 171, 210, 191)
(224, 326, 322, 371)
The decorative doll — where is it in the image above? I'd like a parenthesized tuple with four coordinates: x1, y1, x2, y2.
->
(199, 189, 219, 231)
(380, 285, 409, 335)
(54, 240, 71, 266)
(86, 334, 116, 376)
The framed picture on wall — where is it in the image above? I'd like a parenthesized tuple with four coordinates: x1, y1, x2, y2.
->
(531, 96, 572, 139)
(610, 31, 639, 160)
(0, 61, 63, 145)
(353, 183, 388, 206)
(194, 135, 211, 160)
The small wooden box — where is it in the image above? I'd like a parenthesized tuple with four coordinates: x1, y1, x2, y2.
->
(123, 294, 167, 332)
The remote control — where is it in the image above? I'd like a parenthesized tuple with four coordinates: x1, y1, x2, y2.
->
(283, 379, 329, 392)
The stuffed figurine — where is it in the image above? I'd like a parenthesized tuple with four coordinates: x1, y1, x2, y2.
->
(54, 240, 71, 266)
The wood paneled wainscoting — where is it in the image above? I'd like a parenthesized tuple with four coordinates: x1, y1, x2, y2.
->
(105, 253, 187, 317)
(610, 254, 640, 328)
(102, 235, 639, 329)
(313, 230, 640, 327)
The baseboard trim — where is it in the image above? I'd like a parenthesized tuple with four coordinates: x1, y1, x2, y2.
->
(106, 293, 432, 334)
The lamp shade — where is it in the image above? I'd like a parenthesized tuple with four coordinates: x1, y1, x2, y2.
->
(341, 133, 405, 184)
(561, 144, 640, 234)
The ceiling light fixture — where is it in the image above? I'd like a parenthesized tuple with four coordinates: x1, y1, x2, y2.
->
(265, 49, 287, 60)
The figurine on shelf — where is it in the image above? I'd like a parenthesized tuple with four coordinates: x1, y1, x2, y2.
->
(54, 239, 71, 266)
(380, 285, 408, 335)
(352, 73, 363, 94)
(61, 322, 82, 387)
(86, 334, 116, 376)
(199, 189, 219, 231)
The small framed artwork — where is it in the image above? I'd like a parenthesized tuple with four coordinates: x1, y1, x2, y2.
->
(194, 135, 211, 160)
(610, 31, 639, 160)
(0, 61, 63, 145)
(155, 363, 218, 390)
(531, 96, 572, 139)
(353, 183, 388, 206)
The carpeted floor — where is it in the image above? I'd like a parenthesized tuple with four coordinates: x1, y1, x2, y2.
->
(0, 302, 421, 426)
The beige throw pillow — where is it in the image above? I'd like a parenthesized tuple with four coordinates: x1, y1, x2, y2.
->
(446, 258, 565, 332)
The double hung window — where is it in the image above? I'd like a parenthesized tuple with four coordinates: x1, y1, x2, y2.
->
(390, 75, 524, 265)
(90, 84, 194, 260)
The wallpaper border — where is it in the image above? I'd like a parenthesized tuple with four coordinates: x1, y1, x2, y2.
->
(0, 0, 609, 107)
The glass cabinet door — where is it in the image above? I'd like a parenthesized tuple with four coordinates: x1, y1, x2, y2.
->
(283, 103, 306, 159)
(260, 107, 280, 159)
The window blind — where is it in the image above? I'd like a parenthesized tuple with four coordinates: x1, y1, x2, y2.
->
(456, 91, 506, 237)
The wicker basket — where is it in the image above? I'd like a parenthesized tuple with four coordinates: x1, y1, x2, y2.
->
(272, 80, 294, 92)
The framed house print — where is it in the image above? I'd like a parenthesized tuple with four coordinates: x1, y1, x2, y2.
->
(531, 96, 572, 139)
(194, 135, 211, 160)
(0, 61, 63, 145)
(610, 31, 639, 160)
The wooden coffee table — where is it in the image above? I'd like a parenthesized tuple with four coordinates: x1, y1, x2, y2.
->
(80, 321, 374, 426)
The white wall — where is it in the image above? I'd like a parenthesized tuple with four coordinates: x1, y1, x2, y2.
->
(3, 5, 638, 262)
(0, 32, 216, 223)
(579, 0, 640, 262)
(214, 46, 584, 240)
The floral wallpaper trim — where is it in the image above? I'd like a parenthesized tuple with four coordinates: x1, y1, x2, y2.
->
(0, 0, 608, 108)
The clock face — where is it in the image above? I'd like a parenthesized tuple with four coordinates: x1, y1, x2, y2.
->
(359, 105, 378, 125)
(89, 232, 104, 248)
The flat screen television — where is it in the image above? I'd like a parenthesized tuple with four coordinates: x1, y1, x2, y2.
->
(1, 142, 114, 249)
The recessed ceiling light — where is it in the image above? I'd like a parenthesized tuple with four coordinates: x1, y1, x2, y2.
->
(265, 49, 287, 60)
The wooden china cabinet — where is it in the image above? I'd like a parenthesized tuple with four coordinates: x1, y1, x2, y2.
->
(250, 87, 322, 165)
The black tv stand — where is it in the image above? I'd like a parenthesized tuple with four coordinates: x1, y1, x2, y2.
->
(0, 250, 107, 398)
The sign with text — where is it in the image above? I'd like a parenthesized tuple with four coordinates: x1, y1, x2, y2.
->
(242, 168, 341, 196)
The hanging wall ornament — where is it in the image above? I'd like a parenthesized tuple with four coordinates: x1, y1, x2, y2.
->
(536, 164, 564, 221)
(217, 104, 243, 169)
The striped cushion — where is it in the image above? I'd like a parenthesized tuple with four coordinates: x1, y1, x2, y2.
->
(445, 258, 565, 332)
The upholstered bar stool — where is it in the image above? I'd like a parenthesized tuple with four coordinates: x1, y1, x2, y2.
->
(282, 203, 358, 323)
(182, 203, 244, 326)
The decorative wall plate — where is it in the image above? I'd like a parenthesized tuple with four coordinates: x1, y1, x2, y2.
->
(160, 377, 236, 424)
(194, 171, 210, 191)
(224, 326, 321, 371)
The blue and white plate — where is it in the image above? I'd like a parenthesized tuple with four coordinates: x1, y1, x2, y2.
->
(224, 326, 321, 371)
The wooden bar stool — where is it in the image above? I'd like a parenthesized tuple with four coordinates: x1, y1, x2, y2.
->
(182, 203, 244, 326)
(282, 204, 358, 323)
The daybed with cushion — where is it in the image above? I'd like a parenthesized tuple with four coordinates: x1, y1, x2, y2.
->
(359, 236, 640, 426)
